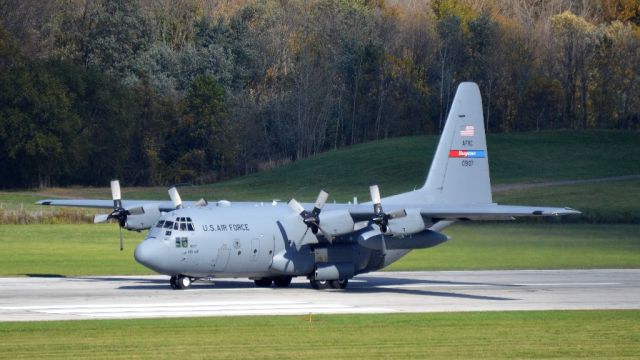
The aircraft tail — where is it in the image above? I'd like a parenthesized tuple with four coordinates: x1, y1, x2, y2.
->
(385, 82, 492, 205)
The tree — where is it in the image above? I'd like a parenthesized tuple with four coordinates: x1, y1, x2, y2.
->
(551, 11, 598, 128)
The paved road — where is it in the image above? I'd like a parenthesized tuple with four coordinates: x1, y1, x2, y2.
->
(1, 269, 638, 321)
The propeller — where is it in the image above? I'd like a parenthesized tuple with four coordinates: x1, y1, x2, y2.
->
(168, 187, 183, 209)
(369, 184, 407, 234)
(93, 180, 144, 251)
(288, 190, 333, 245)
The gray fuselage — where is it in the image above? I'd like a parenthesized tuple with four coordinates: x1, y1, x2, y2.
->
(134, 202, 411, 280)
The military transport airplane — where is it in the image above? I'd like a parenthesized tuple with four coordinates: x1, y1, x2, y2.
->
(38, 82, 580, 290)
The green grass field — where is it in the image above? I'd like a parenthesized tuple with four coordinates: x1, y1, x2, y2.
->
(387, 223, 640, 271)
(1, 223, 637, 276)
(494, 179, 640, 223)
(0, 311, 638, 359)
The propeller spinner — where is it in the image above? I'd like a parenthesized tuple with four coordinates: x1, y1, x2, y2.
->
(369, 185, 407, 233)
(93, 180, 144, 251)
(288, 190, 333, 246)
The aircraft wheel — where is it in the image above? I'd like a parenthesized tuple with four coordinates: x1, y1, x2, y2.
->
(273, 276, 292, 288)
(329, 279, 349, 290)
(169, 276, 178, 290)
(254, 278, 273, 287)
(310, 279, 328, 290)
(177, 275, 191, 290)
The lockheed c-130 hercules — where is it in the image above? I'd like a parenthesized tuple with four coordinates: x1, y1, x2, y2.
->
(38, 82, 580, 290)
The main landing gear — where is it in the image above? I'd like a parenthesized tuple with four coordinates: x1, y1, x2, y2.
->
(253, 276, 293, 288)
(170, 275, 192, 290)
(310, 277, 349, 290)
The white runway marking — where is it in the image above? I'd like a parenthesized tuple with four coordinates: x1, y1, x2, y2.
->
(0, 300, 392, 319)
(1, 270, 638, 321)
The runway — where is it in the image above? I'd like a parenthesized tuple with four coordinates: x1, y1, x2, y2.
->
(1, 269, 638, 321)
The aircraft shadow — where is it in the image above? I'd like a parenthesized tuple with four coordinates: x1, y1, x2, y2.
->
(24, 273, 67, 278)
(345, 286, 514, 301)
(355, 275, 520, 288)
(114, 277, 517, 300)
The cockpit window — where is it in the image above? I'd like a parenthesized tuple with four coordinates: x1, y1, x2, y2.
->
(163, 221, 174, 229)
(171, 217, 196, 232)
(155, 220, 165, 228)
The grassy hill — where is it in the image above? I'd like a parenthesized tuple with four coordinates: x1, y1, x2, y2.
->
(0, 130, 638, 222)
(196, 130, 640, 202)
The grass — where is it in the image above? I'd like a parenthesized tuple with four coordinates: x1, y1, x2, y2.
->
(388, 223, 640, 271)
(1, 223, 638, 276)
(0, 311, 638, 359)
(1, 130, 638, 205)
(0, 130, 637, 224)
(0, 224, 150, 276)
(494, 179, 640, 223)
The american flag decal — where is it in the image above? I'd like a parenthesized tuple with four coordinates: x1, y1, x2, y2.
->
(460, 125, 475, 137)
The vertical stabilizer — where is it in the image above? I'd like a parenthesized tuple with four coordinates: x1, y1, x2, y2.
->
(423, 82, 492, 204)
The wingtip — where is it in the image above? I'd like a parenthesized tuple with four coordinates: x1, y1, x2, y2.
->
(564, 207, 582, 215)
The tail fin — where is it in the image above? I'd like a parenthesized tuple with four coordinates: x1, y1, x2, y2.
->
(423, 82, 492, 204)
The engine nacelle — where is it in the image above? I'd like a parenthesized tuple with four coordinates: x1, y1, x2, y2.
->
(124, 205, 161, 230)
(357, 228, 449, 250)
(318, 210, 355, 237)
(386, 208, 426, 235)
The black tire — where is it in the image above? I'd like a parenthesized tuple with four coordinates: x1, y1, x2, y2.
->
(177, 275, 191, 290)
(273, 276, 292, 288)
(329, 279, 349, 289)
(310, 279, 328, 290)
(169, 276, 178, 290)
(254, 278, 273, 287)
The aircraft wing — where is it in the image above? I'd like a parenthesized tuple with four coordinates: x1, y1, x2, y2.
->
(346, 203, 580, 222)
(36, 199, 181, 212)
(417, 204, 581, 220)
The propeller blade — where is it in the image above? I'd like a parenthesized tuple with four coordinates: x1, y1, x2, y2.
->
(168, 187, 183, 209)
(119, 226, 123, 251)
(111, 180, 122, 208)
(317, 225, 334, 243)
(195, 198, 208, 207)
(288, 198, 305, 215)
(387, 209, 407, 219)
(94, 214, 110, 224)
(369, 185, 381, 205)
(294, 226, 310, 249)
(314, 190, 329, 211)
(127, 206, 145, 215)
(381, 233, 387, 256)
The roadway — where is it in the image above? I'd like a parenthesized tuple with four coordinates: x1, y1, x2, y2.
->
(1, 269, 638, 321)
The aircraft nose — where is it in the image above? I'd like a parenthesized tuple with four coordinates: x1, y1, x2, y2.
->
(134, 239, 168, 273)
